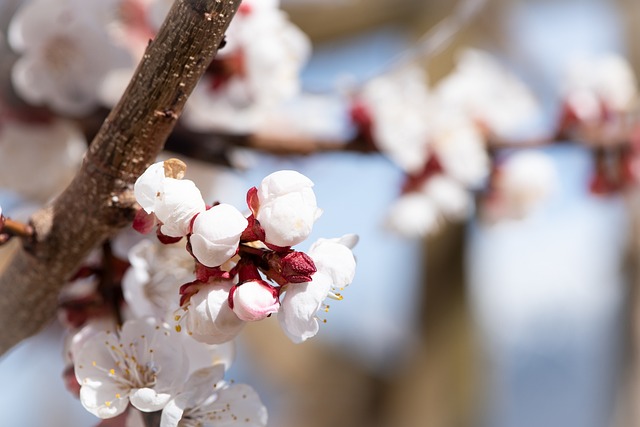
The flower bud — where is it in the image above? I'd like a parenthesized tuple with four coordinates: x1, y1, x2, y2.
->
(134, 161, 206, 238)
(185, 280, 245, 345)
(280, 251, 316, 283)
(231, 280, 280, 322)
(256, 170, 322, 247)
(190, 204, 248, 267)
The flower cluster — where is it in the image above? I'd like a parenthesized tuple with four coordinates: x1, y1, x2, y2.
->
(6, 0, 309, 134)
(354, 63, 491, 236)
(352, 49, 640, 236)
(72, 317, 266, 424)
(133, 159, 358, 344)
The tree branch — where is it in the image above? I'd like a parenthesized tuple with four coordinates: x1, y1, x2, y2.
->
(0, 0, 242, 356)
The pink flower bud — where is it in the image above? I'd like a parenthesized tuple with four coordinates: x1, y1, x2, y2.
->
(231, 280, 280, 322)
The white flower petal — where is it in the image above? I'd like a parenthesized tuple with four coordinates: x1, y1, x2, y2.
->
(155, 179, 206, 237)
(386, 193, 441, 238)
(186, 282, 245, 344)
(134, 162, 166, 213)
(160, 399, 185, 427)
(130, 388, 172, 412)
(278, 272, 332, 343)
(79, 382, 129, 419)
(200, 383, 268, 427)
(190, 204, 248, 267)
(309, 241, 356, 288)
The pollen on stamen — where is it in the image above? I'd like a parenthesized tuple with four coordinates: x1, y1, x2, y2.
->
(115, 393, 121, 399)
(109, 369, 115, 375)
(175, 325, 182, 333)
(105, 401, 112, 407)
(92, 361, 97, 367)
(329, 292, 344, 301)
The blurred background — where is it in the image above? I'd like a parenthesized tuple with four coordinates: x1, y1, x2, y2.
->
(2, 0, 640, 426)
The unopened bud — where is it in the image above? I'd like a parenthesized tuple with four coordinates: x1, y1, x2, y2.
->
(281, 251, 316, 283)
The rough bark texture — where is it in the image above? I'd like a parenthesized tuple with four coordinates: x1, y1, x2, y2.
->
(0, 0, 241, 356)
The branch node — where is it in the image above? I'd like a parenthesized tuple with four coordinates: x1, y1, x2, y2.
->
(154, 109, 179, 120)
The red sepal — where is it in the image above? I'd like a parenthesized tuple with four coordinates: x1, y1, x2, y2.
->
(156, 227, 182, 244)
(132, 209, 157, 234)
(246, 186, 260, 216)
(195, 262, 234, 282)
(402, 155, 444, 194)
(280, 251, 316, 283)
(62, 365, 81, 398)
(179, 280, 203, 307)
(350, 99, 375, 147)
(240, 214, 265, 242)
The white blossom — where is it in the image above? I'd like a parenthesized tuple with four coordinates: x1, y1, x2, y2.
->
(431, 112, 490, 188)
(160, 365, 267, 427)
(134, 161, 206, 238)
(74, 317, 188, 418)
(562, 53, 638, 121)
(486, 150, 557, 220)
(435, 49, 541, 139)
(386, 193, 441, 238)
(256, 170, 321, 247)
(8, 0, 131, 115)
(183, 280, 245, 345)
(278, 235, 357, 343)
(421, 175, 473, 221)
(231, 280, 280, 322)
(65, 317, 119, 365)
(179, 0, 310, 133)
(190, 204, 248, 268)
(358, 66, 432, 174)
(122, 239, 195, 320)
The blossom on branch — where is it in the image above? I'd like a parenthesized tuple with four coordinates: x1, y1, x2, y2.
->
(74, 317, 188, 419)
(160, 365, 267, 427)
(253, 170, 322, 247)
(561, 53, 638, 126)
(122, 239, 196, 321)
(134, 160, 206, 238)
(190, 204, 248, 268)
(132, 159, 358, 345)
(278, 235, 357, 343)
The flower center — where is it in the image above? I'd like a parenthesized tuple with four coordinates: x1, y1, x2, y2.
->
(42, 35, 80, 72)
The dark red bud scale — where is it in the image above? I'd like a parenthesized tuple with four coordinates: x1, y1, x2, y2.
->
(132, 209, 157, 234)
(281, 251, 316, 283)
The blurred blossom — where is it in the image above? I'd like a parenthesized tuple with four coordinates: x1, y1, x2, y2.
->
(357, 66, 432, 174)
(386, 193, 440, 237)
(435, 48, 542, 139)
(8, 0, 131, 115)
(422, 174, 472, 221)
(561, 52, 638, 123)
(483, 150, 558, 222)
(430, 111, 489, 188)
(180, 0, 311, 134)
(122, 239, 195, 321)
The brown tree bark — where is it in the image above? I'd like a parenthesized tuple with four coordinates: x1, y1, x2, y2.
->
(0, 0, 241, 356)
